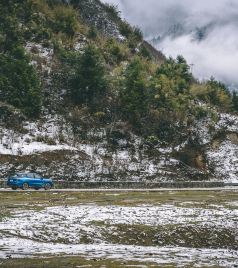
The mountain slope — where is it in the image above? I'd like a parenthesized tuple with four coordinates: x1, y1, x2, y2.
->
(0, 0, 237, 183)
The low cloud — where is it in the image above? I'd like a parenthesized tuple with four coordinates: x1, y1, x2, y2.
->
(102, 0, 238, 86)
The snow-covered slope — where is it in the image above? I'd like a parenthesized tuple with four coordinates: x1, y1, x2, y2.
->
(0, 111, 238, 183)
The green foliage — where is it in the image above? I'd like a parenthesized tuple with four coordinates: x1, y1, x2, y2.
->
(139, 45, 152, 60)
(104, 38, 128, 64)
(144, 109, 186, 143)
(0, 46, 42, 118)
(156, 56, 193, 94)
(69, 44, 108, 109)
(133, 26, 143, 41)
(1, 0, 237, 143)
(119, 21, 143, 43)
(140, 56, 193, 140)
(51, 5, 79, 37)
(119, 21, 132, 39)
(104, 3, 120, 19)
(119, 57, 147, 123)
(193, 105, 209, 120)
(0, 1, 42, 118)
(87, 26, 97, 39)
(0, 0, 31, 51)
(232, 91, 238, 112)
(191, 78, 232, 111)
(31, 0, 90, 43)
(149, 56, 193, 113)
(46, 0, 64, 7)
(207, 78, 232, 109)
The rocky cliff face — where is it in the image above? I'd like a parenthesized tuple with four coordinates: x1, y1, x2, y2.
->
(74, 0, 122, 38)
(0, 109, 237, 183)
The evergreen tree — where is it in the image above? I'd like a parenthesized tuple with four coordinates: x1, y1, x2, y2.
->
(156, 56, 193, 94)
(120, 57, 147, 123)
(232, 91, 238, 112)
(0, 1, 41, 118)
(0, 47, 41, 117)
(206, 78, 232, 110)
(149, 55, 192, 113)
(0, 46, 42, 118)
(70, 44, 107, 109)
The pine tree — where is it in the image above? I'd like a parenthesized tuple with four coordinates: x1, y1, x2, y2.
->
(70, 44, 107, 109)
(120, 57, 147, 123)
(232, 91, 238, 112)
(156, 56, 192, 94)
(0, 46, 42, 118)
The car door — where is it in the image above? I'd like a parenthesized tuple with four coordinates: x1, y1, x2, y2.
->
(33, 173, 43, 188)
(26, 173, 36, 187)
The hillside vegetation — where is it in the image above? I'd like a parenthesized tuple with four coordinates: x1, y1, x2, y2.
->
(0, 0, 238, 181)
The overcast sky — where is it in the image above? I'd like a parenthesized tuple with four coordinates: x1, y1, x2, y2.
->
(102, 0, 238, 86)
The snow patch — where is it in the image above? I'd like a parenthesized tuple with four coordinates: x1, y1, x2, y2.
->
(217, 113, 238, 132)
(207, 140, 238, 182)
(0, 141, 77, 156)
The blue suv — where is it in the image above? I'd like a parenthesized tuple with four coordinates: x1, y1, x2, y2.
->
(7, 173, 54, 190)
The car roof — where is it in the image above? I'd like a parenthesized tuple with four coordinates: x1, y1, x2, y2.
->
(11, 173, 27, 177)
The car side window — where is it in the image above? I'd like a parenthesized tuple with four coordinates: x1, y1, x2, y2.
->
(27, 173, 34, 178)
(34, 174, 41, 179)
(16, 174, 26, 178)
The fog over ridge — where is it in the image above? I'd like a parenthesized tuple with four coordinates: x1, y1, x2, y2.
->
(102, 0, 238, 87)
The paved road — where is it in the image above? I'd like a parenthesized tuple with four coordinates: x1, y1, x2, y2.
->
(0, 187, 238, 192)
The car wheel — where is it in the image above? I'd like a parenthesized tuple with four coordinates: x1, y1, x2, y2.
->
(11, 186, 17, 190)
(22, 183, 29, 190)
(44, 183, 51, 190)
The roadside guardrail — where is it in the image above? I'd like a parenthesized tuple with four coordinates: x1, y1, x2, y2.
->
(0, 179, 227, 189)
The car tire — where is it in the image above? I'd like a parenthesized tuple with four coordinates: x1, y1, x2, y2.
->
(22, 183, 29, 190)
(11, 186, 17, 190)
(44, 183, 51, 190)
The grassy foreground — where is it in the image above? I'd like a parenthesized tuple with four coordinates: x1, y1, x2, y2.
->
(0, 256, 159, 268)
(1, 189, 238, 209)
